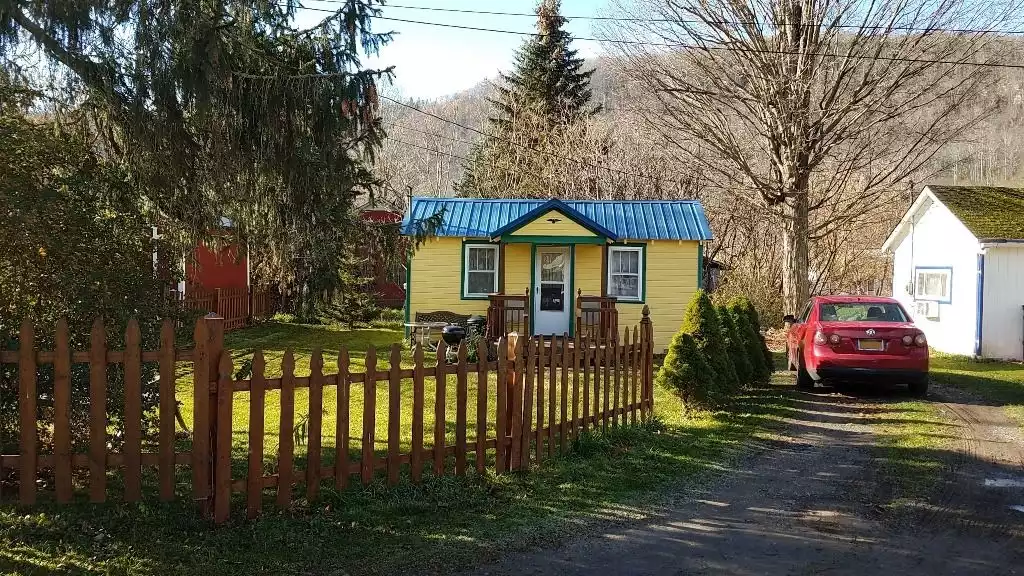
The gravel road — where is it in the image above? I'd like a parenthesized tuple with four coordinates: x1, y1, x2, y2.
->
(469, 383, 1024, 576)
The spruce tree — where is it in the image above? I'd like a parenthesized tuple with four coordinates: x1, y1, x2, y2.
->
(719, 306, 753, 385)
(726, 300, 772, 383)
(681, 290, 740, 393)
(735, 296, 774, 372)
(490, 0, 596, 130)
(658, 331, 718, 411)
(3, 1, 392, 310)
(457, 0, 597, 197)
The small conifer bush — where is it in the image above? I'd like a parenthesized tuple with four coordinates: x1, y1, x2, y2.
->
(719, 305, 753, 385)
(657, 332, 718, 409)
(681, 290, 739, 392)
(732, 296, 774, 372)
(726, 300, 771, 383)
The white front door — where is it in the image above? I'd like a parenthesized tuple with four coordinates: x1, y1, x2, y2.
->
(534, 246, 571, 335)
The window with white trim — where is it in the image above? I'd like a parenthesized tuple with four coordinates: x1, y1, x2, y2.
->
(607, 246, 644, 301)
(463, 244, 499, 298)
(914, 267, 951, 303)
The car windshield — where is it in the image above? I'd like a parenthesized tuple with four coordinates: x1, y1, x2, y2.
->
(818, 302, 907, 322)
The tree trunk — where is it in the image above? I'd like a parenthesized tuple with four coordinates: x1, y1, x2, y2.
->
(781, 192, 810, 316)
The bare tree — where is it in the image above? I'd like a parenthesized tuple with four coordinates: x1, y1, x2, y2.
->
(605, 0, 1020, 314)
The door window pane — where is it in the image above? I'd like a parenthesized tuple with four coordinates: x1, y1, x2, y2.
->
(541, 252, 565, 282)
(540, 283, 564, 311)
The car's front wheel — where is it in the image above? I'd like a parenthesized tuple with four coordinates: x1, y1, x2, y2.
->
(909, 376, 929, 397)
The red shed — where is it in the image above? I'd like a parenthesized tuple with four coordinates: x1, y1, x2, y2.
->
(183, 221, 249, 294)
(360, 209, 406, 308)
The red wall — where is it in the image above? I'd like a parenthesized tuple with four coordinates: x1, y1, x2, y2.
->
(186, 242, 248, 292)
(359, 209, 405, 307)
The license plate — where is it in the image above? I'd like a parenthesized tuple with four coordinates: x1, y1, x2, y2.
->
(857, 339, 884, 351)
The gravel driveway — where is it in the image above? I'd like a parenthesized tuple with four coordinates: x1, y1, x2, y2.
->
(469, 383, 1024, 575)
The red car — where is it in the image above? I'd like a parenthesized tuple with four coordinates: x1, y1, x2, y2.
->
(785, 296, 929, 394)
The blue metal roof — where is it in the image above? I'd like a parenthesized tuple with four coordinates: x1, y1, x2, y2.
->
(402, 197, 713, 241)
(489, 198, 620, 240)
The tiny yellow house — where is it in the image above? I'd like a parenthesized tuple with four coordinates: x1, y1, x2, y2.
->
(401, 198, 713, 351)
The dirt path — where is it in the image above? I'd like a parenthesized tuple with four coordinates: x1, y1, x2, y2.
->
(469, 386, 1024, 575)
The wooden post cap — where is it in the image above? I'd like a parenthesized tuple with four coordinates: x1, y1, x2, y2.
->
(507, 332, 519, 360)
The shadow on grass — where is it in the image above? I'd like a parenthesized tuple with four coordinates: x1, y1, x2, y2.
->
(4, 374, 1021, 576)
(0, 385, 803, 576)
(224, 322, 407, 360)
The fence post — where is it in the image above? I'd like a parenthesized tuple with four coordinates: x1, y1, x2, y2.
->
(639, 305, 653, 419)
(247, 286, 254, 326)
(193, 313, 224, 519)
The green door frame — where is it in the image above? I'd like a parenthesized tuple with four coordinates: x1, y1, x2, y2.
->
(530, 243, 575, 336)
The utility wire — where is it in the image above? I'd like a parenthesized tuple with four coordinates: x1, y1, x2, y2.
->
(386, 135, 472, 163)
(381, 95, 686, 186)
(291, 5, 1024, 70)
(299, 0, 1024, 35)
(387, 121, 477, 147)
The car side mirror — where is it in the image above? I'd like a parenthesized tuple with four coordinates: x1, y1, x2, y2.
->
(783, 314, 797, 324)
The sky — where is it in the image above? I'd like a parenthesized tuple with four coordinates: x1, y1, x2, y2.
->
(296, 0, 612, 100)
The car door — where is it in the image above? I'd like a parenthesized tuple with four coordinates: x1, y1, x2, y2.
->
(787, 300, 813, 367)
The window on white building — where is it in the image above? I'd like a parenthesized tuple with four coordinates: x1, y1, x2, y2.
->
(914, 267, 952, 303)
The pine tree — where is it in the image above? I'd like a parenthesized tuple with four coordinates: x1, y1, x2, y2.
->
(3, 1, 392, 310)
(657, 332, 718, 411)
(681, 290, 739, 393)
(719, 306, 753, 385)
(490, 0, 596, 130)
(456, 0, 597, 197)
(734, 296, 774, 372)
(728, 302, 772, 383)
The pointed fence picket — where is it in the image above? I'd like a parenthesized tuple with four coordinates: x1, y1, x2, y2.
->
(0, 307, 654, 524)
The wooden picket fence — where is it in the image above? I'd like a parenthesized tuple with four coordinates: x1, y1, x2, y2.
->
(1, 308, 654, 524)
(181, 286, 275, 330)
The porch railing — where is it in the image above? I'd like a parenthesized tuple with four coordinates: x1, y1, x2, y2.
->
(487, 290, 530, 340)
(576, 291, 618, 341)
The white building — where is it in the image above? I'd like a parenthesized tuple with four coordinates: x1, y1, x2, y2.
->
(882, 185, 1024, 361)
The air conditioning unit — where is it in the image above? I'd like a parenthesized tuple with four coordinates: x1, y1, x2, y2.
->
(915, 300, 939, 320)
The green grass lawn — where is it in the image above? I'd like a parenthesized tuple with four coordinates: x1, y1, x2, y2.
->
(930, 353, 1024, 429)
(1, 320, 802, 576)
(870, 352, 1024, 517)
(869, 398, 954, 511)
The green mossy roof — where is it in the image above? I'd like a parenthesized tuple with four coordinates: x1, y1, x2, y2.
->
(928, 185, 1024, 241)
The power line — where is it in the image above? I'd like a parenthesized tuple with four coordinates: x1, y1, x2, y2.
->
(299, 0, 1024, 36)
(292, 6, 1024, 70)
(386, 135, 472, 163)
(381, 95, 686, 186)
(387, 121, 477, 147)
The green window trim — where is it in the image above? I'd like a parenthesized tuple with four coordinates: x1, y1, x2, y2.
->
(605, 243, 647, 304)
(461, 240, 500, 300)
(403, 252, 413, 337)
(697, 242, 704, 290)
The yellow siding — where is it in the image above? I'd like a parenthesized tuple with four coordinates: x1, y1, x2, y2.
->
(504, 244, 532, 296)
(574, 244, 602, 296)
(409, 238, 488, 316)
(410, 236, 699, 352)
(616, 240, 700, 352)
(510, 210, 596, 237)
